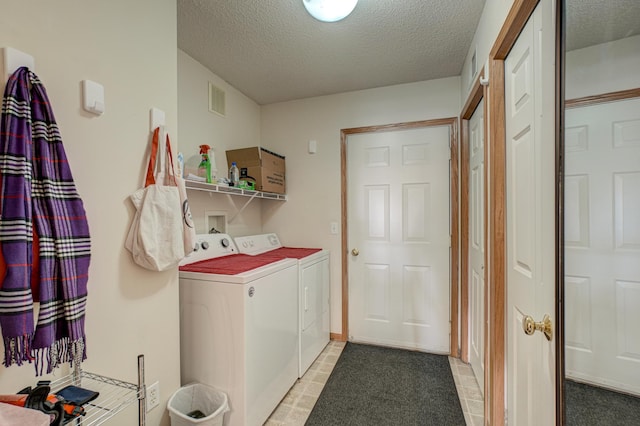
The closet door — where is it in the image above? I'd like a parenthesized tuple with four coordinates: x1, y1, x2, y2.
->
(565, 97, 640, 396)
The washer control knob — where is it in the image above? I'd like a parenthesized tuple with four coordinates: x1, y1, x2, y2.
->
(194, 243, 200, 251)
(221, 238, 230, 248)
(201, 241, 210, 250)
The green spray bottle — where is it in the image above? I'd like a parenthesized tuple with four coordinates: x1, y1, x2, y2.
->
(198, 144, 212, 183)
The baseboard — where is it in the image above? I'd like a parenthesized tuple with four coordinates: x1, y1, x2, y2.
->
(330, 333, 346, 342)
(566, 372, 640, 397)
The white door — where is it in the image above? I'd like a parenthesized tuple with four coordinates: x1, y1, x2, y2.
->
(565, 97, 640, 396)
(469, 99, 485, 393)
(504, 1, 556, 424)
(348, 125, 451, 353)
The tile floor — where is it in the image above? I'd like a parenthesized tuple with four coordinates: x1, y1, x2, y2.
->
(265, 341, 484, 426)
(448, 357, 485, 425)
(265, 340, 346, 425)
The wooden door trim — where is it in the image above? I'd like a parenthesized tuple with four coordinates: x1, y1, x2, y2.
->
(486, 57, 507, 426)
(486, 1, 542, 425)
(460, 67, 487, 366)
(338, 117, 459, 358)
(555, 4, 566, 423)
(566, 87, 640, 109)
(462, 69, 486, 120)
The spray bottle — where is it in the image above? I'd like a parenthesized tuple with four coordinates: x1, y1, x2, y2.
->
(198, 144, 212, 183)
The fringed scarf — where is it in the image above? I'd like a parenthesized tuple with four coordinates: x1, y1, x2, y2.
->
(0, 67, 91, 375)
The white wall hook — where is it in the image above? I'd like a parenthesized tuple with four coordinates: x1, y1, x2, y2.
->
(150, 107, 165, 131)
(308, 140, 317, 154)
(90, 101, 105, 115)
(1, 47, 35, 79)
(479, 59, 490, 86)
(1, 47, 35, 93)
(82, 80, 105, 116)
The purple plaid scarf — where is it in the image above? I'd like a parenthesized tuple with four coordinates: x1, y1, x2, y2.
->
(0, 67, 91, 375)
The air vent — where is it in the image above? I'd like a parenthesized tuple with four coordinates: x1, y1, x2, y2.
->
(208, 82, 226, 117)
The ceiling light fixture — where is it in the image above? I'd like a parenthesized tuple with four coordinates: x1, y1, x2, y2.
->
(303, 0, 358, 23)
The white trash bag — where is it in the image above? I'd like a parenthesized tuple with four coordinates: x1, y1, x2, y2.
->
(168, 383, 229, 426)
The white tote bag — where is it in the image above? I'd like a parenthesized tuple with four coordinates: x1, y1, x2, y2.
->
(125, 127, 185, 271)
(165, 134, 197, 255)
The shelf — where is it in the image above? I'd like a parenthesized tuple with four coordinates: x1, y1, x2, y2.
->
(47, 355, 146, 425)
(50, 372, 139, 425)
(185, 179, 287, 201)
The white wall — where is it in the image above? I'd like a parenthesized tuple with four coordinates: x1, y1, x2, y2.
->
(0, 2, 179, 425)
(460, 0, 515, 103)
(260, 77, 461, 335)
(460, 2, 640, 102)
(178, 50, 265, 236)
(566, 34, 640, 99)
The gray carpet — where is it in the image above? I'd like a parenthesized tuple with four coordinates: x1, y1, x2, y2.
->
(566, 380, 640, 425)
(305, 343, 465, 426)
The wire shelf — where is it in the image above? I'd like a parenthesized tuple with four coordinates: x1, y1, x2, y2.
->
(185, 179, 287, 200)
(48, 371, 140, 425)
(43, 355, 146, 425)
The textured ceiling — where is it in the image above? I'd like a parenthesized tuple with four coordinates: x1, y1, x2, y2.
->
(177, 0, 486, 105)
(566, 0, 640, 51)
(177, 1, 640, 106)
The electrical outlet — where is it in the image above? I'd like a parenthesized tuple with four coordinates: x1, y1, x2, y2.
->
(146, 381, 160, 412)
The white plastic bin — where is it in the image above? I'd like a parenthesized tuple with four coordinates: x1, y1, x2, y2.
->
(168, 383, 229, 426)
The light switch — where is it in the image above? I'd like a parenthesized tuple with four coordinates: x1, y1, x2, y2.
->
(308, 140, 317, 154)
(330, 222, 339, 235)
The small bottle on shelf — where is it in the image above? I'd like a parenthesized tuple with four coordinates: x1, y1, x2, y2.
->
(197, 145, 212, 183)
(229, 162, 240, 187)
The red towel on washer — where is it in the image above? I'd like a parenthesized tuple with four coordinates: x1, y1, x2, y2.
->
(258, 247, 322, 260)
(179, 254, 280, 275)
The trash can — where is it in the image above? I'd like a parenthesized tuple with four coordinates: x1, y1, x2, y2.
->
(168, 383, 229, 426)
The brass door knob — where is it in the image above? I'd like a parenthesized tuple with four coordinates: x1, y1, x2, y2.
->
(351, 248, 359, 256)
(522, 314, 553, 341)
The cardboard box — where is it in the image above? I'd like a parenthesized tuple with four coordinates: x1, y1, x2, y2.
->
(225, 147, 286, 194)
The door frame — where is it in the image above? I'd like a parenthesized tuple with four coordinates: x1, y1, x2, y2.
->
(459, 68, 488, 395)
(336, 118, 460, 357)
(483, 0, 564, 425)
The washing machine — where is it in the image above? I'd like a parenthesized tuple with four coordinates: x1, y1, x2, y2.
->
(179, 233, 298, 426)
(234, 233, 330, 377)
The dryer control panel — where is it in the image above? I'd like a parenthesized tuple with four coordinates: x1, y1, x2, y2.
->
(235, 233, 283, 255)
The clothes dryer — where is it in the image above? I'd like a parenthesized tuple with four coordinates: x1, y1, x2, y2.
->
(179, 234, 298, 426)
(234, 233, 330, 377)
